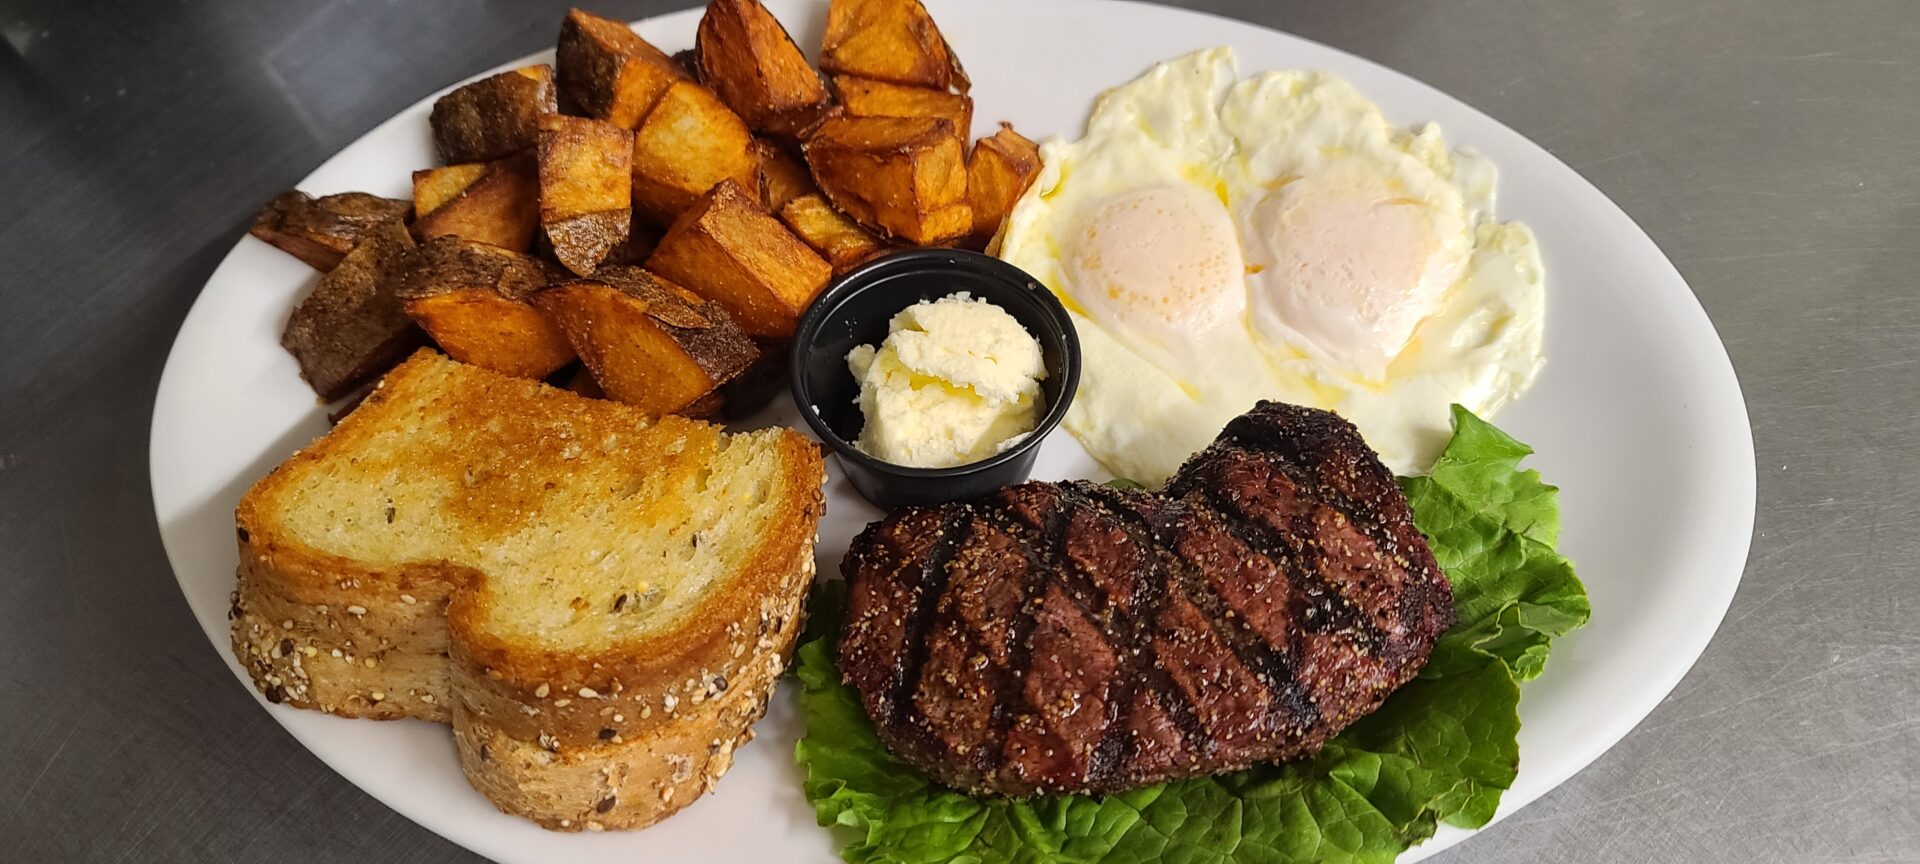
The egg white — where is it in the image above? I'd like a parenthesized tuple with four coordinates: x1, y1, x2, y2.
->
(998, 48, 1545, 483)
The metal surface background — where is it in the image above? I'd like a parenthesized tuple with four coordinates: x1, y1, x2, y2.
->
(0, 1, 1914, 861)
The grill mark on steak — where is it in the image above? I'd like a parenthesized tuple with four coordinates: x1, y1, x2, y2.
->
(982, 494, 1063, 776)
(839, 402, 1455, 797)
(883, 507, 969, 730)
(1085, 484, 1324, 749)
(1064, 484, 1208, 786)
(1186, 476, 1386, 654)
(1029, 484, 1198, 788)
(1205, 406, 1425, 643)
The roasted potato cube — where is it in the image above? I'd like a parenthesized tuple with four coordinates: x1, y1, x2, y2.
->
(697, 0, 834, 138)
(250, 191, 410, 271)
(833, 75, 971, 134)
(629, 80, 758, 225)
(398, 236, 573, 379)
(779, 193, 887, 274)
(536, 114, 633, 275)
(531, 266, 759, 417)
(412, 163, 491, 217)
(752, 139, 818, 212)
(556, 8, 689, 129)
(820, 0, 968, 92)
(646, 180, 831, 338)
(411, 154, 540, 252)
(967, 124, 1042, 242)
(282, 221, 424, 401)
(803, 114, 970, 245)
(429, 65, 557, 164)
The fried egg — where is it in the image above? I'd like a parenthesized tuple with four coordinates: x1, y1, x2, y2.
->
(998, 48, 1544, 483)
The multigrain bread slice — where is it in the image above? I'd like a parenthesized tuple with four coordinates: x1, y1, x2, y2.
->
(230, 350, 825, 830)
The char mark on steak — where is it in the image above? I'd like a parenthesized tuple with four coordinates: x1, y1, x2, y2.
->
(837, 401, 1455, 797)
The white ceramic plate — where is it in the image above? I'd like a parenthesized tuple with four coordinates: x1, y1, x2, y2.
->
(150, 1, 1756, 861)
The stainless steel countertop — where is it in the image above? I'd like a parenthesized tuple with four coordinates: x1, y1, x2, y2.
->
(1, 1, 1914, 861)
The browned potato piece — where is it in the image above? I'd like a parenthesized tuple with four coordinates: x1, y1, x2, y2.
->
(398, 236, 573, 379)
(282, 221, 424, 401)
(411, 153, 540, 252)
(779, 193, 887, 274)
(429, 65, 557, 164)
(250, 191, 410, 271)
(531, 266, 759, 417)
(752, 139, 818, 212)
(967, 124, 1042, 243)
(556, 9, 689, 129)
(536, 114, 633, 275)
(833, 75, 971, 134)
(412, 163, 491, 217)
(803, 114, 970, 245)
(697, 0, 834, 138)
(629, 80, 758, 225)
(646, 180, 831, 338)
(820, 0, 968, 92)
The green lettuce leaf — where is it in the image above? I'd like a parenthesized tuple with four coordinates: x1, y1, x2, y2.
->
(796, 407, 1589, 863)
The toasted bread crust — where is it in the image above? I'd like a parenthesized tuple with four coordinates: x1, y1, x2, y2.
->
(451, 550, 813, 831)
(230, 351, 825, 829)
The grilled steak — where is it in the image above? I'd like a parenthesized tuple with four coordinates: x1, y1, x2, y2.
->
(837, 401, 1454, 796)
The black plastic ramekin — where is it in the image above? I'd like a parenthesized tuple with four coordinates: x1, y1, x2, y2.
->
(789, 248, 1081, 511)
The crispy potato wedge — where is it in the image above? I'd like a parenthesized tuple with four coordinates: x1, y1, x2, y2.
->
(250, 191, 410, 271)
(752, 139, 819, 212)
(429, 65, 557, 164)
(536, 114, 633, 275)
(803, 114, 970, 245)
(629, 80, 758, 225)
(555, 9, 690, 128)
(697, 0, 834, 138)
(411, 153, 540, 252)
(778, 193, 887, 274)
(833, 75, 971, 134)
(966, 124, 1042, 242)
(282, 220, 424, 401)
(532, 266, 759, 416)
(646, 180, 831, 338)
(819, 0, 968, 92)
(398, 236, 574, 379)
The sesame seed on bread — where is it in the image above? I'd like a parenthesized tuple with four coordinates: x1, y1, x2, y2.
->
(230, 349, 824, 830)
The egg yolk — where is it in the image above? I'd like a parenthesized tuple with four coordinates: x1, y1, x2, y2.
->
(1061, 185, 1246, 369)
(1245, 159, 1469, 381)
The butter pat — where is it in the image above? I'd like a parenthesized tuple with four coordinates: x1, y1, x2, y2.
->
(848, 293, 1047, 468)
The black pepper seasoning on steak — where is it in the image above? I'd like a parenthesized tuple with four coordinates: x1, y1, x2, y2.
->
(837, 401, 1455, 796)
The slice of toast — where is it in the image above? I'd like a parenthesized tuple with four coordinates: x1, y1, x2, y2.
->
(230, 350, 825, 830)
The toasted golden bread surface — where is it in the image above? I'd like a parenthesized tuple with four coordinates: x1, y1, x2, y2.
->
(231, 351, 824, 829)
